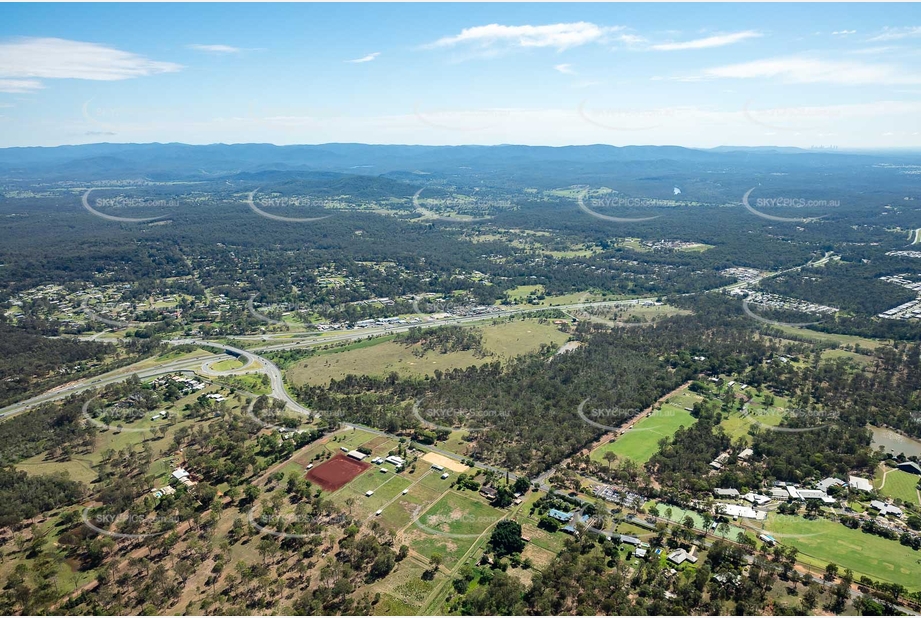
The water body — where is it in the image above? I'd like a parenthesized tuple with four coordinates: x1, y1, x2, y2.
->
(870, 425, 921, 458)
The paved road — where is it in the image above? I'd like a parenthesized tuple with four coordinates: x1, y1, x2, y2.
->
(0, 355, 211, 419)
(171, 339, 312, 418)
(250, 297, 658, 353)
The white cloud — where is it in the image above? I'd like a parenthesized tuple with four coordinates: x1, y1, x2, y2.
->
(695, 56, 921, 85)
(554, 63, 575, 74)
(426, 22, 621, 52)
(0, 78, 43, 93)
(188, 44, 241, 54)
(0, 37, 181, 81)
(868, 27, 921, 41)
(831, 30, 857, 36)
(649, 30, 762, 51)
(614, 34, 649, 49)
(345, 52, 380, 63)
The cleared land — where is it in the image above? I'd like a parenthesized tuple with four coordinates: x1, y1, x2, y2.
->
(287, 319, 568, 386)
(719, 390, 790, 439)
(403, 490, 504, 569)
(769, 324, 885, 350)
(305, 453, 371, 492)
(422, 451, 468, 473)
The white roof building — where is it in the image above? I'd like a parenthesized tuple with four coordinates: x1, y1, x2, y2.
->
(172, 468, 190, 480)
(849, 476, 873, 492)
(716, 503, 766, 520)
(667, 548, 699, 565)
(797, 489, 837, 504)
(742, 492, 772, 506)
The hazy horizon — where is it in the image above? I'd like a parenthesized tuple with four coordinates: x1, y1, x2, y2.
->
(2, 3, 921, 149)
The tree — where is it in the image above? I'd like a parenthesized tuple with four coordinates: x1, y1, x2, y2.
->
(512, 476, 530, 495)
(369, 550, 396, 581)
(824, 562, 839, 582)
(603, 451, 617, 473)
(493, 485, 514, 508)
(489, 520, 526, 557)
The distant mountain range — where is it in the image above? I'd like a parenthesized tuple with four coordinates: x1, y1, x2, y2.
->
(0, 142, 918, 183)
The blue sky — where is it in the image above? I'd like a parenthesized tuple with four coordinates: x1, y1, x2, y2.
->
(1, 3, 921, 148)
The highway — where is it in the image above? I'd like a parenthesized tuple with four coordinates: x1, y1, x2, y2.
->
(0, 355, 209, 419)
(248, 297, 657, 353)
(0, 297, 652, 422)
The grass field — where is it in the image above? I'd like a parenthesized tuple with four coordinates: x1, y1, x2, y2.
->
(366, 561, 446, 616)
(211, 357, 246, 371)
(648, 502, 746, 539)
(761, 514, 921, 591)
(405, 491, 503, 569)
(821, 349, 876, 366)
(769, 324, 886, 350)
(590, 404, 695, 464)
(877, 468, 921, 506)
(214, 372, 272, 395)
(287, 319, 568, 386)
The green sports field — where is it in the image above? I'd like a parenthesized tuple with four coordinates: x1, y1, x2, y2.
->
(762, 514, 921, 591)
(877, 469, 921, 506)
(590, 404, 695, 464)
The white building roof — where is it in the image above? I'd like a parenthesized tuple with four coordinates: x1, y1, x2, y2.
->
(716, 503, 766, 520)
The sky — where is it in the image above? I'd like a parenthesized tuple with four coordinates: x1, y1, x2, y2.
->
(1, 2, 921, 149)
